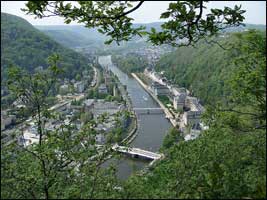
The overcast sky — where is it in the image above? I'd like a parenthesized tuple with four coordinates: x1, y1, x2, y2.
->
(1, 1, 266, 25)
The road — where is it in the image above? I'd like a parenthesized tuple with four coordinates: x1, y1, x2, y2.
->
(2, 66, 99, 146)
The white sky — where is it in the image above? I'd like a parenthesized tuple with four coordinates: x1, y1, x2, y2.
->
(1, 1, 266, 25)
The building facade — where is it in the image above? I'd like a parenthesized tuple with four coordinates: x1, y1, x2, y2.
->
(150, 81, 170, 96)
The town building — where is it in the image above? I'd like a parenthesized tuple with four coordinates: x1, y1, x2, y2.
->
(83, 99, 95, 112)
(1, 113, 16, 131)
(91, 100, 125, 119)
(150, 81, 170, 96)
(98, 84, 108, 94)
(182, 110, 202, 126)
(113, 85, 118, 97)
(74, 81, 85, 93)
(171, 87, 187, 96)
(182, 97, 204, 126)
(185, 97, 204, 112)
(173, 93, 186, 110)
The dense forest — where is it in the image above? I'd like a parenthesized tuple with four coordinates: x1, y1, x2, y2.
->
(36, 25, 106, 49)
(1, 13, 89, 81)
(111, 53, 149, 74)
(155, 30, 265, 105)
(121, 29, 266, 198)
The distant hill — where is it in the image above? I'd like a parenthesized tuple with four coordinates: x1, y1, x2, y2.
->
(35, 22, 265, 49)
(1, 12, 90, 81)
(35, 25, 107, 48)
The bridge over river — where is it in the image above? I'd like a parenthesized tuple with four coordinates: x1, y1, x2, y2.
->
(112, 144, 163, 160)
(98, 55, 171, 180)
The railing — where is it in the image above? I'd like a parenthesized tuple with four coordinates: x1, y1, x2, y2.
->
(112, 144, 162, 160)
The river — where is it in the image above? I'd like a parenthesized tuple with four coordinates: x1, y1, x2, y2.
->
(98, 55, 171, 180)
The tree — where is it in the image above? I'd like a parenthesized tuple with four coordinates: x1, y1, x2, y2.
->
(2, 55, 119, 199)
(23, 1, 245, 47)
(75, 73, 81, 81)
(80, 112, 93, 124)
(161, 127, 184, 150)
(202, 30, 266, 132)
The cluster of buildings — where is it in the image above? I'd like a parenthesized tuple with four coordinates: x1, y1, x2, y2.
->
(121, 45, 174, 67)
(144, 68, 206, 138)
(7, 65, 127, 147)
(15, 97, 127, 146)
(1, 110, 16, 131)
(59, 70, 92, 95)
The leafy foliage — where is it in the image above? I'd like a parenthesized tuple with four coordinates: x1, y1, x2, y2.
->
(1, 60, 120, 199)
(1, 12, 89, 81)
(122, 129, 266, 199)
(119, 29, 266, 199)
(111, 54, 149, 74)
(23, 1, 246, 46)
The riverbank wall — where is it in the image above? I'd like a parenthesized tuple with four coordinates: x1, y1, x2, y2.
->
(131, 73, 177, 127)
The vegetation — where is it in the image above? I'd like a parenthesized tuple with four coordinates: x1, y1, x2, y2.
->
(120, 29, 266, 199)
(161, 127, 184, 151)
(36, 26, 105, 49)
(155, 30, 265, 105)
(1, 1, 266, 199)
(1, 12, 89, 81)
(123, 129, 265, 199)
(158, 95, 172, 107)
(111, 54, 149, 74)
(1, 56, 119, 199)
(24, 1, 246, 46)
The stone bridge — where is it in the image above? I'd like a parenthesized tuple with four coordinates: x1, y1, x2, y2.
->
(133, 107, 164, 114)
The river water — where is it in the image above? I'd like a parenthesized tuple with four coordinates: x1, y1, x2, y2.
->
(98, 55, 171, 180)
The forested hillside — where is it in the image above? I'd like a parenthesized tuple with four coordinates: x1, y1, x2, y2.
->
(111, 53, 149, 74)
(1, 13, 89, 81)
(121, 29, 266, 199)
(36, 25, 106, 48)
(155, 31, 265, 105)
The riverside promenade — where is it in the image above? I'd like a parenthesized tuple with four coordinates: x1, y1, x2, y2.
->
(131, 73, 177, 127)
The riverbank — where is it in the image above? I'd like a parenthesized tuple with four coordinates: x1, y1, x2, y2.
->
(131, 73, 177, 127)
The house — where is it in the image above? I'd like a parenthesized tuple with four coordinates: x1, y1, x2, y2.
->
(185, 97, 204, 112)
(98, 84, 108, 94)
(95, 133, 105, 144)
(173, 93, 186, 110)
(83, 99, 95, 112)
(74, 81, 85, 93)
(150, 81, 170, 96)
(182, 110, 202, 126)
(1, 114, 16, 131)
(171, 87, 187, 96)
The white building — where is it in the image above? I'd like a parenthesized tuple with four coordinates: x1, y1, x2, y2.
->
(150, 81, 170, 96)
(182, 97, 204, 126)
(74, 81, 85, 93)
(83, 99, 95, 111)
(98, 84, 108, 94)
(173, 92, 187, 110)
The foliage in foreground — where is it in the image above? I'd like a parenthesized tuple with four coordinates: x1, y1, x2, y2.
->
(123, 128, 266, 199)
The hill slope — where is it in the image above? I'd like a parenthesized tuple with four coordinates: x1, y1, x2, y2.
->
(35, 22, 265, 50)
(1, 13, 89, 81)
(155, 30, 265, 105)
(35, 25, 107, 49)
